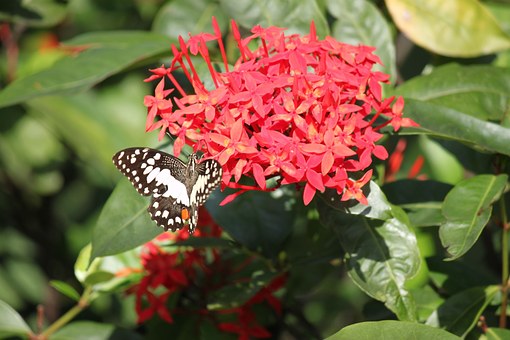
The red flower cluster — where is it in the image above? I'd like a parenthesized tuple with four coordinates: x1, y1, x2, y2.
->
(129, 211, 222, 323)
(217, 275, 286, 340)
(125, 209, 284, 339)
(144, 18, 416, 205)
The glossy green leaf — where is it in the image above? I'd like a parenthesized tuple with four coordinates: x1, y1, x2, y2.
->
(321, 181, 393, 220)
(426, 285, 499, 337)
(206, 188, 294, 258)
(0, 299, 31, 338)
(50, 280, 81, 302)
(326, 320, 461, 340)
(209, 188, 293, 252)
(440, 174, 507, 260)
(91, 180, 161, 260)
(0, 0, 67, 27)
(402, 99, 510, 156)
(0, 31, 169, 108)
(52, 321, 142, 340)
(219, 0, 329, 37)
(318, 182, 421, 321)
(397, 64, 510, 122)
(386, 0, 510, 57)
(327, 0, 396, 83)
(153, 0, 227, 38)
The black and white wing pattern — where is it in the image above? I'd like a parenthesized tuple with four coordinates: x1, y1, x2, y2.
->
(112, 147, 222, 234)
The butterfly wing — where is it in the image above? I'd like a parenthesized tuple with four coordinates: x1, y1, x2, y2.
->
(190, 159, 223, 207)
(112, 147, 188, 200)
(148, 196, 189, 231)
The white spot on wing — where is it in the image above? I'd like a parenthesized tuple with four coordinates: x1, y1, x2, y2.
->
(155, 169, 190, 205)
(146, 167, 160, 183)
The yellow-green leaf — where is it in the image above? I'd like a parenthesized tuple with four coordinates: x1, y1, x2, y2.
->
(386, 0, 510, 57)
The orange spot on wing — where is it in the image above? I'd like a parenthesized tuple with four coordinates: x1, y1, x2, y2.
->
(181, 208, 190, 220)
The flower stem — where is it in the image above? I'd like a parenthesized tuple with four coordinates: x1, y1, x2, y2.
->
(39, 286, 93, 338)
(499, 194, 509, 328)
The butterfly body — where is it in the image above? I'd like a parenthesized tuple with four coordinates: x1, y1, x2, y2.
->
(113, 147, 222, 233)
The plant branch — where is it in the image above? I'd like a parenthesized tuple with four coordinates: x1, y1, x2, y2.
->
(38, 286, 94, 339)
(499, 193, 509, 328)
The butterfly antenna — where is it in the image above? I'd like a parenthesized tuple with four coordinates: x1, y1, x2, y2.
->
(164, 132, 193, 158)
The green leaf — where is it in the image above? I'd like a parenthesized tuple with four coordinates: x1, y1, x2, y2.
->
(220, 0, 329, 38)
(153, 0, 228, 38)
(169, 237, 235, 249)
(440, 174, 508, 260)
(318, 182, 421, 321)
(75, 244, 142, 293)
(91, 180, 161, 260)
(0, 299, 31, 338)
(412, 285, 444, 322)
(52, 321, 142, 340)
(383, 180, 452, 205)
(327, 0, 396, 83)
(402, 99, 510, 156)
(0, 0, 68, 27)
(50, 280, 81, 302)
(426, 285, 499, 337)
(427, 257, 497, 295)
(207, 271, 277, 310)
(383, 179, 452, 227)
(83, 271, 116, 286)
(385, 0, 510, 57)
(0, 31, 170, 108)
(321, 181, 393, 220)
(397, 64, 510, 122)
(206, 188, 294, 258)
(486, 327, 510, 340)
(326, 320, 461, 340)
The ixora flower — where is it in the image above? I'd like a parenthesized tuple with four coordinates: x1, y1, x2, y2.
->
(144, 18, 417, 205)
(122, 209, 284, 339)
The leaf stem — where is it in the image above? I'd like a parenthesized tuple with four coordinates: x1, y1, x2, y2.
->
(38, 286, 94, 338)
(499, 194, 509, 328)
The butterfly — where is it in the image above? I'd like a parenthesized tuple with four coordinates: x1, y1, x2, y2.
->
(112, 147, 222, 234)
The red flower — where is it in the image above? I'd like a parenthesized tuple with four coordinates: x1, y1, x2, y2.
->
(217, 275, 286, 340)
(127, 208, 223, 324)
(144, 17, 417, 206)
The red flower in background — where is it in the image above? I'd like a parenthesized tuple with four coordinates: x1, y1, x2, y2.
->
(128, 209, 222, 324)
(124, 209, 284, 339)
(144, 18, 417, 205)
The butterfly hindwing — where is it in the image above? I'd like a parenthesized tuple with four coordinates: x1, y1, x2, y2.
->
(148, 196, 190, 232)
(112, 147, 222, 233)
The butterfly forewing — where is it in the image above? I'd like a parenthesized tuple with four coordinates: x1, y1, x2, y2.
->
(112, 147, 222, 233)
(191, 160, 223, 206)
